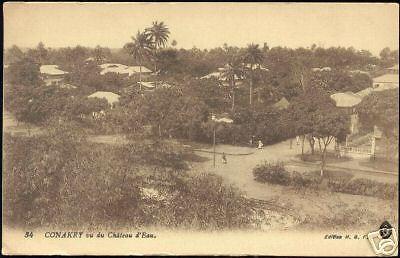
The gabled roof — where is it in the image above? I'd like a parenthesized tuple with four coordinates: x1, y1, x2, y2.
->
(355, 87, 373, 98)
(137, 81, 173, 90)
(99, 63, 152, 76)
(273, 97, 290, 110)
(88, 91, 120, 105)
(330, 92, 362, 108)
(372, 74, 399, 84)
(312, 67, 331, 72)
(211, 114, 233, 123)
(200, 72, 221, 79)
(40, 65, 68, 75)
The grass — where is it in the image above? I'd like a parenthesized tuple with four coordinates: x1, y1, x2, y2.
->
(296, 152, 352, 164)
(359, 159, 398, 172)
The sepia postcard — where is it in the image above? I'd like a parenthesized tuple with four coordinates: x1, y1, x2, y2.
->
(2, 2, 399, 256)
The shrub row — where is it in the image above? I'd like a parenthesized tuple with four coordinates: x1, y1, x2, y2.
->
(328, 177, 398, 200)
(253, 161, 321, 189)
(253, 162, 397, 200)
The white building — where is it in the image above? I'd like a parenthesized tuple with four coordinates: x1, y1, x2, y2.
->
(99, 63, 152, 76)
(88, 91, 120, 108)
(40, 65, 69, 86)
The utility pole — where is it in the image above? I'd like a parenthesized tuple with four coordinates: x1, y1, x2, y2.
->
(213, 125, 216, 168)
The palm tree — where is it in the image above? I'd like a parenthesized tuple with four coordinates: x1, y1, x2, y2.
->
(145, 21, 170, 87)
(222, 57, 243, 111)
(124, 31, 153, 91)
(243, 43, 264, 106)
(93, 45, 105, 63)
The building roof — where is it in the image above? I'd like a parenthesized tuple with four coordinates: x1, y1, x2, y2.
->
(200, 72, 221, 79)
(126, 66, 152, 74)
(211, 114, 233, 124)
(40, 65, 68, 75)
(59, 83, 77, 89)
(372, 74, 399, 84)
(312, 67, 331, 72)
(88, 91, 120, 105)
(273, 97, 290, 110)
(330, 92, 362, 108)
(243, 63, 269, 71)
(99, 63, 152, 76)
(355, 87, 374, 98)
(387, 64, 399, 71)
(349, 69, 369, 75)
(136, 81, 173, 90)
(138, 81, 156, 89)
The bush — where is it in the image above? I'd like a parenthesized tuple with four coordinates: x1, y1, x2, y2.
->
(3, 133, 255, 230)
(342, 178, 397, 200)
(326, 171, 355, 192)
(253, 162, 397, 200)
(253, 161, 291, 185)
(291, 171, 321, 190)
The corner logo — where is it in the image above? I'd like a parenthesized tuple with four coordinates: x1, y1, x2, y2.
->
(368, 221, 398, 256)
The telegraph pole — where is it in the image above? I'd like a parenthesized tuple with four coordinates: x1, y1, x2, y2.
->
(213, 125, 216, 168)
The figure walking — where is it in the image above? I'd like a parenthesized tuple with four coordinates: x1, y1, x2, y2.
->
(222, 152, 227, 164)
(257, 140, 264, 149)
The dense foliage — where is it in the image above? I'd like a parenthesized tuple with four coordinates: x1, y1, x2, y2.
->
(3, 126, 255, 229)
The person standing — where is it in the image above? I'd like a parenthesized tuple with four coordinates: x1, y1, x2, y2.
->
(257, 140, 263, 149)
(222, 152, 227, 164)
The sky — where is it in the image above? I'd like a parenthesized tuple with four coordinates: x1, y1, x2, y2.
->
(3, 2, 399, 56)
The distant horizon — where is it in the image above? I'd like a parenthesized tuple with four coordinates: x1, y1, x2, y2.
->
(4, 2, 399, 56)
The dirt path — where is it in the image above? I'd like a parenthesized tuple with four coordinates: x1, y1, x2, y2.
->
(190, 140, 398, 230)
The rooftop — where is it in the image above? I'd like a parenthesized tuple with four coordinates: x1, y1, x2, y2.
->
(273, 97, 290, 110)
(88, 91, 120, 105)
(372, 74, 399, 84)
(99, 63, 152, 76)
(40, 65, 68, 75)
(330, 92, 362, 108)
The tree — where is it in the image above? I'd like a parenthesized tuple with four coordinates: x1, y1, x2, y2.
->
(135, 87, 209, 139)
(243, 44, 264, 106)
(312, 109, 349, 176)
(93, 45, 106, 63)
(5, 57, 41, 86)
(288, 87, 349, 176)
(124, 31, 154, 91)
(155, 48, 180, 76)
(5, 45, 25, 64)
(145, 21, 170, 87)
(357, 89, 399, 139)
(222, 56, 244, 111)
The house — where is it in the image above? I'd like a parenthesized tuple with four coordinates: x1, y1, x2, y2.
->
(88, 91, 120, 108)
(349, 69, 370, 75)
(384, 64, 399, 74)
(372, 74, 399, 91)
(243, 63, 269, 71)
(200, 63, 268, 82)
(330, 92, 362, 134)
(312, 67, 332, 72)
(273, 97, 290, 110)
(99, 63, 152, 76)
(355, 87, 374, 98)
(330, 92, 362, 108)
(40, 65, 68, 86)
(200, 71, 222, 80)
(136, 81, 173, 92)
(211, 113, 233, 124)
(59, 83, 78, 89)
